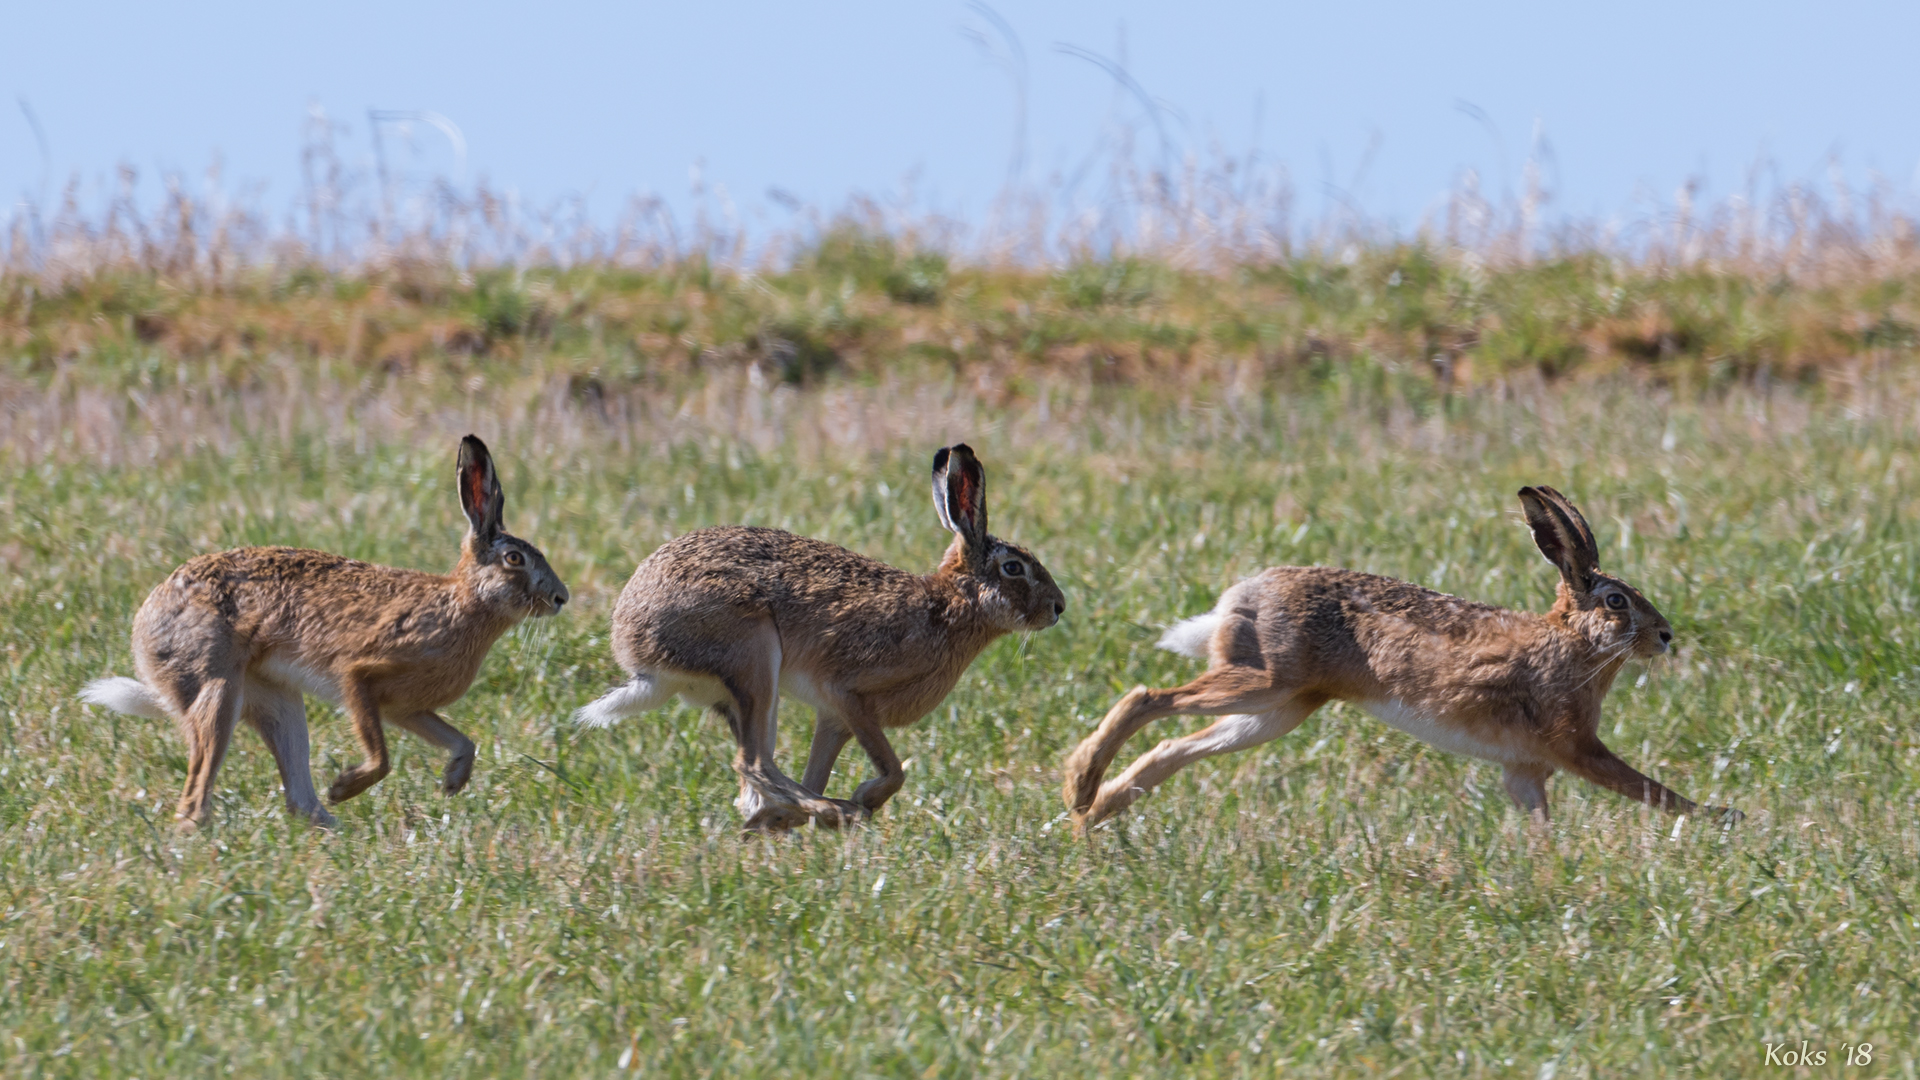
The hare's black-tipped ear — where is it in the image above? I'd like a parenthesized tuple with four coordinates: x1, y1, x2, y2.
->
(931, 443, 989, 551)
(458, 435, 505, 545)
(1518, 485, 1598, 591)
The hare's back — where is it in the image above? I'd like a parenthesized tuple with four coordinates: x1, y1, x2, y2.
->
(1231, 565, 1511, 665)
(620, 526, 920, 612)
(611, 527, 928, 664)
(137, 547, 438, 638)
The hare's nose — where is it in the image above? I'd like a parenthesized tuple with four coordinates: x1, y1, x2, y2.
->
(1659, 630, 1672, 645)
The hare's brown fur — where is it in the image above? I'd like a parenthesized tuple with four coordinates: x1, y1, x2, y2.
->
(82, 436, 568, 829)
(577, 444, 1065, 830)
(1062, 486, 1740, 830)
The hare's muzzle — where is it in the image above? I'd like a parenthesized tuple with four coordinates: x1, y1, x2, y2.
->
(1035, 598, 1064, 628)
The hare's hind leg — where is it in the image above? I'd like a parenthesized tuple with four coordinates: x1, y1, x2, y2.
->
(723, 621, 863, 831)
(1063, 664, 1277, 820)
(243, 679, 335, 828)
(390, 712, 478, 796)
(1081, 690, 1325, 829)
(173, 671, 246, 830)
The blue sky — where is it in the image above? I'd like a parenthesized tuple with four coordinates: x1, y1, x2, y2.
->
(6, 0, 1917, 234)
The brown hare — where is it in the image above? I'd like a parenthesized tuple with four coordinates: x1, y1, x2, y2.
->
(80, 435, 568, 830)
(1062, 486, 1740, 830)
(574, 443, 1066, 831)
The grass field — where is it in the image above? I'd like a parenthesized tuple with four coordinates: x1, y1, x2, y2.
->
(4, 275, 1920, 1074)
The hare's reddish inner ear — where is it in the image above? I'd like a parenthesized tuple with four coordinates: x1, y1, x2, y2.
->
(932, 443, 989, 548)
(458, 434, 503, 543)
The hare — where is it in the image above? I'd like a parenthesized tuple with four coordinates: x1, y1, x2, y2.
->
(80, 435, 568, 830)
(1063, 486, 1740, 830)
(574, 443, 1065, 830)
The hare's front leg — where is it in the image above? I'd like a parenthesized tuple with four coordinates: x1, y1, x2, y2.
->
(390, 711, 478, 795)
(839, 708, 906, 815)
(1556, 736, 1701, 815)
(800, 711, 852, 796)
(326, 679, 392, 804)
(1501, 763, 1553, 823)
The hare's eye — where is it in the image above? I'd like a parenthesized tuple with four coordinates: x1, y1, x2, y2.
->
(1001, 560, 1025, 577)
(505, 550, 526, 567)
(1606, 593, 1628, 610)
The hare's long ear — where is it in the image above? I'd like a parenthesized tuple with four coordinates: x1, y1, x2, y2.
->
(1518, 485, 1598, 591)
(931, 443, 989, 553)
(458, 435, 505, 546)
(1535, 485, 1597, 560)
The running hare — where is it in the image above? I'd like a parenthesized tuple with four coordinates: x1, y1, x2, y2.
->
(1062, 486, 1740, 830)
(574, 444, 1065, 830)
(81, 436, 568, 829)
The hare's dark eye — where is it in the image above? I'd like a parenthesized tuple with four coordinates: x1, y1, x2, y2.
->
(1606, 593, 1628, 610)
(505, 550, 526, 568)
(1001, 560, 1025, 577)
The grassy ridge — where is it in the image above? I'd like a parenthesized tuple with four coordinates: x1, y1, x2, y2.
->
(7, 234, 1920, 398)
(2, 370, 1917, 1075)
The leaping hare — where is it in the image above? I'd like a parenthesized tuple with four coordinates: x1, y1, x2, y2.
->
(1063, 486, 1740, 830)
(574, 444, 1066, 830)
(80, 435, 569, 829)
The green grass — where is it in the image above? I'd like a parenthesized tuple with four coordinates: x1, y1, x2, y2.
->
(2, 374, 1918, 1077)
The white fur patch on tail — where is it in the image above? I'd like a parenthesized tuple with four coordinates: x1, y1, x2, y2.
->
(571, 676, 673, 728)
(1156, 612, 1222, 659)
(79, 677, 171, 720)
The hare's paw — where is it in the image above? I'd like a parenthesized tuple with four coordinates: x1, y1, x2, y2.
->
(851, 776, 904, 814)
(1060, 745, 1105, 814)
(804, 798, 871, 830)
(442, 751, 476, 795)
(737, 781, 808, 831)
(1081, 778, 1148, 830)
(326, 761, 391, 804)
(742, 803, 810, 833)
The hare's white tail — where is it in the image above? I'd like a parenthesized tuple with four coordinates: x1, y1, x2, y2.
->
(1156, 612, 1222, 660)
(571, 675, 674, 729)
(79, 677, 171, 720)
